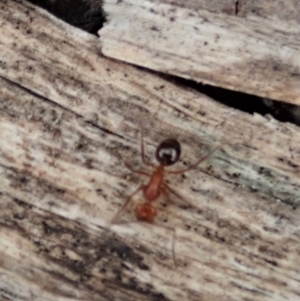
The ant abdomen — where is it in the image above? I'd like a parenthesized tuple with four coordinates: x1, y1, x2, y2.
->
(135, 203, 157, 221)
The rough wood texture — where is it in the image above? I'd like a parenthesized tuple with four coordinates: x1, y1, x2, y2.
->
(1, 1, 300, 301)
(142, 0, 237, 15)
(239, 0, 300, 20)
(99, 0, 300, 105)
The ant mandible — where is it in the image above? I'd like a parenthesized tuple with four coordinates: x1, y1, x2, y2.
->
(111, 134, 218, 228)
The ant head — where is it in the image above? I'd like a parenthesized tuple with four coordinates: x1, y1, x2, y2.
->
(155, 138, 181, 166)
(135, 203, 157, 221)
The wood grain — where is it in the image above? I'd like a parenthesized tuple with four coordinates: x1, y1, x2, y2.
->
(100, 0, 300, 105)
(1, 1, 300, 300)
(239, 0, 300, 20)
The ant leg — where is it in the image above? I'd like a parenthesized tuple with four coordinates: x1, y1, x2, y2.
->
(171, 227, 177, 267)
(161, 187, 172, 203)
(123, 132, 153, 176)
(124, 161, 150, 176)
(167, 146, 219, 175)
(162, 183, 195, 207)
(110, 185, 144, 224)
(160, 188, 177, 266)
(154, 221, 177, 267)
(140, 132, 154, 167)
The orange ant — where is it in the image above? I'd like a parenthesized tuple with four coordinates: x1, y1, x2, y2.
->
(111, 135, 218, 265)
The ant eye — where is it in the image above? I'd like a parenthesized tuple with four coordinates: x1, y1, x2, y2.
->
(155, 138, 181, 166)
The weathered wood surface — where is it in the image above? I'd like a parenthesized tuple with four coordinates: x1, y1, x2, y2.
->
(239, 0, 300, 20)
(99, 0, 300, 105)
(1, 1, 300, 301)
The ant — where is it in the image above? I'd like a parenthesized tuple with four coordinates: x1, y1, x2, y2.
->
(111, 135, 218, 265)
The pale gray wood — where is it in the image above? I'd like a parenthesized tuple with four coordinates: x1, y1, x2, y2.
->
(146, 0, 237, 15)
(100, 0, 300, 105)
(1, 1, 300, 301)
(239, 0, 300, 21)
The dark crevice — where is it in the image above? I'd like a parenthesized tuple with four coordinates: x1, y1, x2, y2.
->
(162, 74, 300, 126)
(235, 0, 239, 15)
(26, 0, 106, 35)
